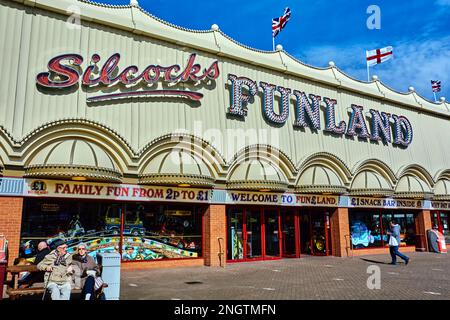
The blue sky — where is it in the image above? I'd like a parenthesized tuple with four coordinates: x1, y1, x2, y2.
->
(97, 0, 450, 102)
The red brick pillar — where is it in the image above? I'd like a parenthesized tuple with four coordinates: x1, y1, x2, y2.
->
(415, 210, 432, 252)
(330, 207, 350, 257)
(0, 197, 23, 265)
(203, 204, 226, 267)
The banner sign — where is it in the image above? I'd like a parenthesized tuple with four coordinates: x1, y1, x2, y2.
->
(24, 179, 211, 203)
(348, 197, 423, 209)
(429, 201, 450, 211)
(226, 191, 339, 207)
(0, 178, 438, 209)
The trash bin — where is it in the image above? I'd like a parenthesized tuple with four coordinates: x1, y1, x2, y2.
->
(427, 229, 448, 253)
(96, 252, 121, 300)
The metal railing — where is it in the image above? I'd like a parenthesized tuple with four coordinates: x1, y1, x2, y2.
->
(344, 234, 353, 258)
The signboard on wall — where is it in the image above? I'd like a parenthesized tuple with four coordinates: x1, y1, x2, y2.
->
(226, 191, 339, 207)
(0, 178, 444, 209)
(429, 201, 450, 210)
(23, 179, 211, 203)
(347, 197, 423, 209)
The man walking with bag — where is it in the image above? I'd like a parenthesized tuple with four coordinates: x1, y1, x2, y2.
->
(387, 220, 410, 265)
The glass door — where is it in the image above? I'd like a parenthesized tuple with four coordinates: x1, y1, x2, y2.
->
(281, 210, 298, 257)
(264, 210, 280, 258)
(246, 210, 262, 259)
(440, 213, 449, 243)
(227, 209, 244, 261)
(309, 211, 331, 256)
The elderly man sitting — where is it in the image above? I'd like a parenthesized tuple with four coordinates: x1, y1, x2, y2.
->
(37, 239, 74, 300)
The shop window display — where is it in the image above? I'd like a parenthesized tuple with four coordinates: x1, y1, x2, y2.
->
(121, 203, 203, 261)
(20, 200, 120, 261)
(20, 199, 204, 262)
(349, 210, 416, 249)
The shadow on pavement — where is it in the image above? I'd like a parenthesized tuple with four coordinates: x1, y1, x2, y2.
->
(359, 258, 391, 265)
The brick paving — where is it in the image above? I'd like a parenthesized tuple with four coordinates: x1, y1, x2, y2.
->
(120, 252, 450, 300)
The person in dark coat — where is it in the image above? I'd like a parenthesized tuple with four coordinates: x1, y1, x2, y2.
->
(18, 241, 51, 288)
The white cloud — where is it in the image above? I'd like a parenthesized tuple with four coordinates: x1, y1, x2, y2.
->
(298, 38, 450, 101)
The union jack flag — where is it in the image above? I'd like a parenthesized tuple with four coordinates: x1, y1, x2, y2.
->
(272, 7, 291, 38)
(431, 80, 441, 93)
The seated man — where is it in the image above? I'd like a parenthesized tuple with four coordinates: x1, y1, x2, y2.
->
(18, 241, 51, 288)
(71, 243, 102, 300)
(37, 239, 74, 300)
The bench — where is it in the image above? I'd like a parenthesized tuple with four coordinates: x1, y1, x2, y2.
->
(5, 265, 81, 300)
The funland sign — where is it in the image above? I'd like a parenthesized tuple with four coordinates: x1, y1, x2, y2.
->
(36, 53, 413, 147)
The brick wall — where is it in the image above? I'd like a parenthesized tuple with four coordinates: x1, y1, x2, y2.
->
(351, 246, 416, 256)
(121, 258, 204, 270)
(415, 210, 432, 252)
(330, 207, 350, 257)
(203, 205, 226, 267)
(0, 197, 23, 265)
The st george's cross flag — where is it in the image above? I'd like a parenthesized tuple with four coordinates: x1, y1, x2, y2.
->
(272, 7, 291, 38)
(431, 80, 442, 93)
(366, 46, 394, 67)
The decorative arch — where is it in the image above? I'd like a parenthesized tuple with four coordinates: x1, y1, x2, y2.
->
(396, 164, 435, 188)
(138, 133, 226, 180)
(351, 159, 397, 188)
(6, 119, 135, 173)
(227, 156, 289, 192)
(24, 138, 123, 183)
(434, 169, 450, 182)
(297, 152, 352, 186)
(229, 144, 297, 182)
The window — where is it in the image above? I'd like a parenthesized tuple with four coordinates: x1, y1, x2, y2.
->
(122, 203, 203, 261)
(349, 209, 417, 249)
(20, 199, 119, 260)
(20, 199, 204, 262)
(349, 211, 383, 248)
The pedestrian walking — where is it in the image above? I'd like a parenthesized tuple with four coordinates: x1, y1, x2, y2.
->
(387, 220, 410, 265)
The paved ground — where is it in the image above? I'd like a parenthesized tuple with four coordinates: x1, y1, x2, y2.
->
(120, 252, 450, 300)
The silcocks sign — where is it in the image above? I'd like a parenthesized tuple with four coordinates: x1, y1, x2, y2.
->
(36, 53, 413, 148)
(36, 53, 219, 102)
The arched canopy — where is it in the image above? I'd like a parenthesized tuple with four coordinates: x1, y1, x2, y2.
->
(298, 152, 352, 186)
(139, 148, 215, 187)
(350, 170, 394, 197)
(296, 165, 346, 194)
(25, 139, 122, 182)
(227, 158, 288, 191)
(433, 179, 450, 200)
(395, 175, 433, 199)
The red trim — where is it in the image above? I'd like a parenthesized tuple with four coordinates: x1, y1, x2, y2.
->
(121, 257, 203, 263)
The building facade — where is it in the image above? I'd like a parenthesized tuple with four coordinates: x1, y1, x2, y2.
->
(0, 0, 449, 269)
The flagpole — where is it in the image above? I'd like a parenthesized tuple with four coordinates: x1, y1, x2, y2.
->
(367, 64, 370, 82)
(272, 36, 275, 51)
(366, 51, 370, 82)
(433, 92, 437, 102)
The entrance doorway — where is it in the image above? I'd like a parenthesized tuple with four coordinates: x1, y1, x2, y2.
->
(300, 209, 332, 256)
(227, 207, 297, 261)
(226, 207, 333, 262)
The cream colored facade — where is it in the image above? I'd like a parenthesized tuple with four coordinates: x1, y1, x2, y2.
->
(0, 0, 449, 199)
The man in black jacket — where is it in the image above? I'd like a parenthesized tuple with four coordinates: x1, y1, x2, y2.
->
(18, 241, 51, 287)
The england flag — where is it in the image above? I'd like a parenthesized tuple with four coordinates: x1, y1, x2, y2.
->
(366, 46, 394, 67)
